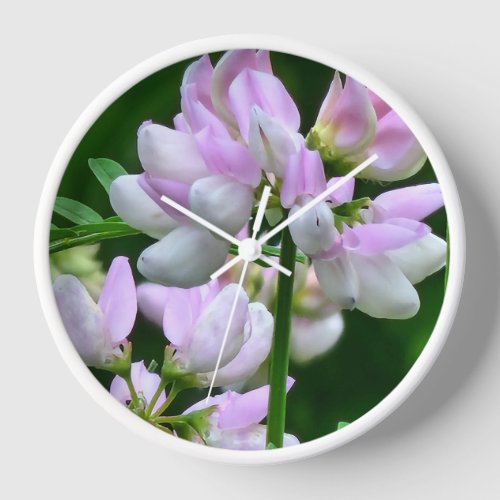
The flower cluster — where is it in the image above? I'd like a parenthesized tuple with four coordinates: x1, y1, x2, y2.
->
(52, 49, 447, 450)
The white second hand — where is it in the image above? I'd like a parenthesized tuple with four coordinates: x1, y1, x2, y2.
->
(205, 259, 250, 403)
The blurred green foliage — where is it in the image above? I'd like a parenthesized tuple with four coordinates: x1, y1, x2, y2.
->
(52, 51, 446, 444)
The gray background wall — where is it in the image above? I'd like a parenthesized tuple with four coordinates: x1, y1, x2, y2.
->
(2, 1, 499, 498)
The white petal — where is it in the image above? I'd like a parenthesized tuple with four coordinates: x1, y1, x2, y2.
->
(350, 253, 420, 319)
(248, 107, 298, 177)
(180, 284, 249, 373)
(137, 226, 229, 288)
(290, 313, 344, 363)
(110, 175, 179, 240)
(137, 123, 209, 183)
(313, 252, 359, 310)
(201, 302, 273, 387)
(208, 424, 298, 450)
(289, 199, 336, 256)
(53, 275, 110, 366)
(386, 233, 447, 284)
(189, 176, 254, 235)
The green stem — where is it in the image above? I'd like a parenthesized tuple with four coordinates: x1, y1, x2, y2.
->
(144, 381, 167, 418)
(151, 382, 179, 418)
(266, 224, 297, 448)
(155, 415, 185, 424)
(124, 375, 141, 410)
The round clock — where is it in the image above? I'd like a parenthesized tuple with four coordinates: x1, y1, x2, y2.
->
(35, 36, 465, 464)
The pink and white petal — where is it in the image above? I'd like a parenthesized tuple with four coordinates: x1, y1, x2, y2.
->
(137, 226, 229, 288)
(136, 282, 169, 326)
(386, 233, 447, 284)
(131, 362, 167, 412)
(371, 183, 443, 222)
(350, 253, 420, 319)
(368, 89, 392, 120)
(256, 50, 273, 74)
(98, 257, 137, 344)
(201, 302, 273, 387)
(362, 111, 427, 181)
(218, 378, 295, 430)
(139, 173, 191, 222)
(181, 284, 250, 373)
(329, 76, 376, 155)
(342, 221, 429, 255)
(228, 68, 300, 141)
(317, 71, 343, 126)
(137, 122, 209, 182)
(290, 312, 344, 364)
(110, 174, 179, 239)
(173, 112, 190, 133)
(248, 107, 299, 177)
(195, 127, 261, 187)
(289, 200, 337, 256)
(182, 55, 215, 112)
(326, 176, 355, 206)
(313, 251, 359, 310)
(281, 145, 326, 208)
(189, 175, 254, 235)
(53, 275, 108, 366)
(181, 84, 230, 138)
(110, 373, 132, 406)
(211, 50, 260, 129)
(163, 287, 198, 348)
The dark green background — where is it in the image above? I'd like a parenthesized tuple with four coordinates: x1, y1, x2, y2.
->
(52, 51, 446, 443)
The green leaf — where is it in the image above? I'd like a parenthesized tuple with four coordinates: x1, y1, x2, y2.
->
(266, 442, 277, 450)
(147, 359, 159, 373)
(49, 228, 78, 242)
(53, 197, 103, 225)
(337, 421, 349, 430)
(88, 158, 128, 194)
(49, 221, 140, 254)
(333, 197, 371, 217)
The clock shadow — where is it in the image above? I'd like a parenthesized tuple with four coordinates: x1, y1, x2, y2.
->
(339, 157, 499, 449)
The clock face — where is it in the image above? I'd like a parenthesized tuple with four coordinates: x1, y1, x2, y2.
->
(38, 39, 464, 462)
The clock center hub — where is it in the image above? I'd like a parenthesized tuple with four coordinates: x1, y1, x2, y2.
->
(238, 238, 262, 262)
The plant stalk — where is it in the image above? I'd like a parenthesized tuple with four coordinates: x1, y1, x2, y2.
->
(266, 224, 297, 448)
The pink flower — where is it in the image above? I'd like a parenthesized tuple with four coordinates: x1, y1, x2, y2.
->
(136, 281, 274, 384)
(313, 184, 445, 319)
(161, 282, 249, 374)
(212, 50, 301, 176)
(314, 72, 376, 156)
(183, 379, 299, 450)
(312, 72, 426, 181)
(53, 257, 137, 367)
(110, 361, 166, 412)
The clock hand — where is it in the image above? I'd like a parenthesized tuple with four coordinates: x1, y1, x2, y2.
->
(205, 259, 250, 403)
(210, 186, 291, 280)
(258, 154, 378, 246)
(210, 255, 243, 280)
(160, 195, 241, 247)
(251, 185, 271, 239)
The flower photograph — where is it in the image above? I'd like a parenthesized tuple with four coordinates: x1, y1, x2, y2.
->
(49, 49, 448, 450)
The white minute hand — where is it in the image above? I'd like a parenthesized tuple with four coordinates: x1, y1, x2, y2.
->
(258, 154, 378, 245)
(160, 195, 241, 247)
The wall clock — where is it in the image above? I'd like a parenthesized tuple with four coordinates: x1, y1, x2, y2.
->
(34, 35, 465, 464)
